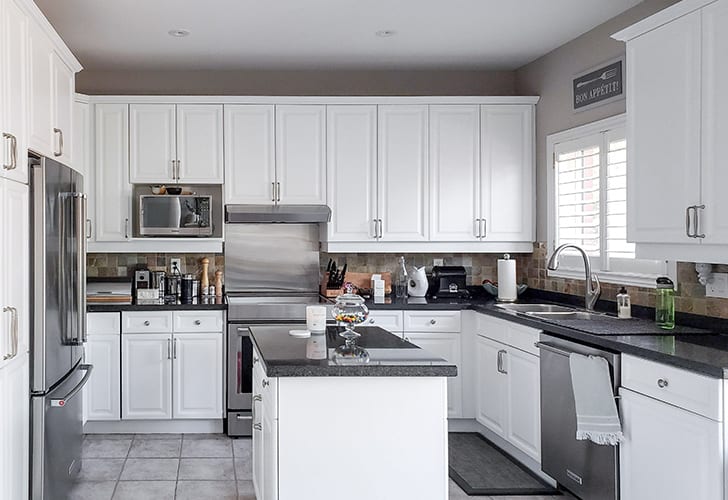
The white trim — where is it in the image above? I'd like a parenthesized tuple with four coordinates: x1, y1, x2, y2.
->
(612, 0, 717, 41)
(88, 239, 224, 254)
(87, 95, 540, 105)
(84, 419, 223, 434)
(548, 268, 664, 289)
(321, 241, 534, 254)
(17, 0, 82, 71)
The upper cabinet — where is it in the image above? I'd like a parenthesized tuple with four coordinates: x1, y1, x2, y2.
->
(613, 0, 728, 263)
(129, 104, 224, 184)
(1, 0, 29, 184)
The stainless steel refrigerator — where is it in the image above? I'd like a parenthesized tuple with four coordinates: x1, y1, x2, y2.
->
(29, 155, 92, 500)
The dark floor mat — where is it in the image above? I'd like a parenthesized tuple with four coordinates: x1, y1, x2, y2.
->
(449, 432, 560, 496)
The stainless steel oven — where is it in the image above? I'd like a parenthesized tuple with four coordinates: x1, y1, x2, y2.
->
(138, 194, 212, 236)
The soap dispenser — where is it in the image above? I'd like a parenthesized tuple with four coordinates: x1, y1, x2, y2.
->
(616, 287, 631, 319)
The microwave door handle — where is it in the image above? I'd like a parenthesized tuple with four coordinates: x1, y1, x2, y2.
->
(171, 198, 182, 229)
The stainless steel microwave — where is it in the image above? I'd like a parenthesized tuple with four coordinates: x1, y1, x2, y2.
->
(138, 194, 213, 236)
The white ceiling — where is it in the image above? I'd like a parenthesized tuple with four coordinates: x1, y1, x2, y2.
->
(36, 0, 643, 71)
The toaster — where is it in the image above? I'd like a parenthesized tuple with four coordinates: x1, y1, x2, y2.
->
(428, 266, 468, 298)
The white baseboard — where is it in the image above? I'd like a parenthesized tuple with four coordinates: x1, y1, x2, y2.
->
(84, 419, 223, 434)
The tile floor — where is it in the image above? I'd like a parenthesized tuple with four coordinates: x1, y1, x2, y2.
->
(72, 433, 568, 500)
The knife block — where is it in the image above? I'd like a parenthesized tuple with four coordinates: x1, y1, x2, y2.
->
(320, 272, 392, 297)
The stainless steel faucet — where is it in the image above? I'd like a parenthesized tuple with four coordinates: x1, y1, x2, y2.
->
(547, 244, 601, 311)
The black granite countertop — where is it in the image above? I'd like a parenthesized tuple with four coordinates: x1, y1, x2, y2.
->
(249, 325, 458, 377)
(87, 298, 227, 312)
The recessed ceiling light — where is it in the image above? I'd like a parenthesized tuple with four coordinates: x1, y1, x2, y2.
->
(168, 29, 190, 38)
(376, 30, 396, 38)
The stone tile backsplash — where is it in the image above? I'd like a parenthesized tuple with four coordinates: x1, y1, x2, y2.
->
(87, 253, 224, 279)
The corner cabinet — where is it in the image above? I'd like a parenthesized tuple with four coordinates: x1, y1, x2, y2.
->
(613, 0, 728, 262)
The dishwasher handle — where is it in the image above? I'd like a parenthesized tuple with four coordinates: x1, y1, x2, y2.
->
(535, 341, 573, 357)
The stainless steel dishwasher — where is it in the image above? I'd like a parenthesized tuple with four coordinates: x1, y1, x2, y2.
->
(536, 334, 620, 500)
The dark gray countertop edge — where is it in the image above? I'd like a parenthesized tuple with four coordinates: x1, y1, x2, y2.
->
(87, 303, 227, 312)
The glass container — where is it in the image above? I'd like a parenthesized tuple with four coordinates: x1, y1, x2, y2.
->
(655, 277, 675, 330)
(332, 293, 369, 340)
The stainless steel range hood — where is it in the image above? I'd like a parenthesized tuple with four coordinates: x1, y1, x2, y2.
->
(225, 204, 331, 223)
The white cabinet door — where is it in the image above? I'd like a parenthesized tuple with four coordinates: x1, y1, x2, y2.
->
(362, 310, 404, 333)
(700, 0, 728, 245)
(0, 179, 29, 369)
(28, 23, 53, 158)
(626, 12, 701, 244)
(276, 105, 326, 204)
(95, 104, 131, 242)
(406, 333, 462, 417)
(252, 349, 264, 500)
(475, 335, 507, 436)
(480, 105, 534, 242)
(505, 348, 540, 461)
(429, 105, 480, 241)
(172, 333, 223, 419)
(0, 353, 29, 500)
(262, 399, 278, 500)
(122, 333, 172, 419)
(224, 105, 276, 204)
(85, 333, 120, 421)
(378, 105, 428, 241)
(326, 105, 378, 241)
(1, 0, 29, 183)
(51, 53, 73, 165)
(176, 104, 224, 183)
(129, 104, 176, 183)
(619, 388, 723, 500)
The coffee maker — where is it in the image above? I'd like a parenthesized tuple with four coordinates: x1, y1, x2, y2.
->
(428, 266, 469, 298)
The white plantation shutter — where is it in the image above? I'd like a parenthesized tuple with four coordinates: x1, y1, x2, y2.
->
(553, 124, 664, 279)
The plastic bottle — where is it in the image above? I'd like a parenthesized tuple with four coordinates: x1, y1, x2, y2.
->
(616, 286, 631, 319)
(655, 277, 675, 330)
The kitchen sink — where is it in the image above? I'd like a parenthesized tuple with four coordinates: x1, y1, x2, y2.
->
(526, 311, 605, 321)
(495, 303, 575, 314)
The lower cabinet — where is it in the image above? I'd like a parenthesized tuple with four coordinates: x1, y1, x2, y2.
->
(122, 332, 223, 420)
(85, 312, 121, 421)
(252, 348, 278, 500)
(474, 315, 541, 463)
(0, 353, 29, 500)
(407, 332, 462, 417)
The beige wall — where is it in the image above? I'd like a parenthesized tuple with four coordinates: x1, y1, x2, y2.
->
(514, 0, 680, 240)
(76, 69, 516, 96)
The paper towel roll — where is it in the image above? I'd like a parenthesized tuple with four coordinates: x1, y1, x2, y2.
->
(497, 256, 517, 302)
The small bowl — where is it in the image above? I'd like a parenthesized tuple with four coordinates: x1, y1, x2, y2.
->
(150, 185, 165, 195)
(166, 186, 182, 195)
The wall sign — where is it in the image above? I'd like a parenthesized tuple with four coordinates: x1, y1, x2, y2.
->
(573, 59, 624, 111)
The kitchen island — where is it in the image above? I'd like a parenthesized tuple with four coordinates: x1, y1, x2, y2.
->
(249, 325, 456, 500)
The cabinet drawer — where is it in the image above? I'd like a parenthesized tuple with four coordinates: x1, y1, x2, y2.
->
(122, 311, 173, 333)
(475, 313, 540, 356)
(173, 310, 224, 332)
(363, 310, 404, 332)
(404, 311, 461, 332)
(622, 354, 723, 421)
(87, 312, 120, 335)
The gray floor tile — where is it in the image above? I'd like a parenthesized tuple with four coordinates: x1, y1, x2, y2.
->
(175, 480, 237, 500)
(85, 433, 135, 441)
(112, 480, 176, 500)
(82, 438, 132, 458)
(134, 433, 182, 439)
(232, 438, 252, 458)
(120, 458, 179, 480)
(77, 459, 125, 481)
(178, 458, 235, 480)
(181, 437, 233, 458)
(69, 481, 116, 500)
(183, 433, 229, 440)
(237, 480, 255, 500)
(235, 457, 252, 480)
(128, 438, 181, 458)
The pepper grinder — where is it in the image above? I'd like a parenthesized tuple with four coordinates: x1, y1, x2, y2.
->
(214, 271, 223, 297)
(200, 257, 210, 294)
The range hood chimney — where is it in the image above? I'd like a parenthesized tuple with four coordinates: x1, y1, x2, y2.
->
(225, 204, 331, 224)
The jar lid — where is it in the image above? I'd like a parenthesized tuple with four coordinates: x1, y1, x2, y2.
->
(656, 277, 674, 289)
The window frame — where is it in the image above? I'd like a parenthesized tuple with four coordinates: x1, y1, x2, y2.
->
(546, 114, 674, 288)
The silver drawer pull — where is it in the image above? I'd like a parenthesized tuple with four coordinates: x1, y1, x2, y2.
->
(235, 414, 252, 421)
(253, 394, 262, 402)
(253, 356, 259, 364)
(657, 378, 669, 388)
(143, 320, 150, 326)
(430, 319, 437, 325)
(194, 320, 201, 325)
(253, 423, 262, 431)
(262, 379, 269, 387)
(369, 319, 375, 324)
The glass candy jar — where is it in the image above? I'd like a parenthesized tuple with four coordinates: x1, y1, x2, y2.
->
(332, 293, 369, 340)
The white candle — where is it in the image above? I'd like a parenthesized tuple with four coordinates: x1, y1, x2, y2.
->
(306, 305, 327, 333)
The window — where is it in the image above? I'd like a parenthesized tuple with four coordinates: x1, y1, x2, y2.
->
(547, 115, 668, 286)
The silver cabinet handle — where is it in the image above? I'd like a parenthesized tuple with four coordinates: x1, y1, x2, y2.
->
(176, 159, 181, 180)
(144, 320, 150, 326)
(253, 356, 259, 365)
(86, 219, 92, 239)
(496, 350, 502, 373)
(194, 319, 201, 325)
(253, 423, 262, 431)
(497, 349, 508, 374)
(475, 218, 481, 238)
(481, 219, 487, 239)
(276, 182, 281, 202)
(235, 414, 252, 421)
(372, 219, 378, 239)
(272, 182, 276, 202)
(171, 160, 177, 180)
(167, 338, 172, 359)
(262, 379, 269, 387)
(2, 133, 17, 170)
(173, 338, 178, 359)
(694, 204, 706, 238)
(378, 219, 383, 239)
(657, 378, 669, 388)
(685, 206, 693, 238)
(53, 128, 63, 157)
(430, 319, 437, 325)
(2, 306, 18, 360)
(253, 394, 262, 402)
(124, 218, 129, 239)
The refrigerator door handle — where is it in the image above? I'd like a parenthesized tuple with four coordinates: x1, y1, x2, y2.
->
(50, 364, 93, 407)
(75, 194, 88, 343)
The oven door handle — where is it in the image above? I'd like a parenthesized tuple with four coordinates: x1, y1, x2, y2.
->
(50, 364, 93, 408)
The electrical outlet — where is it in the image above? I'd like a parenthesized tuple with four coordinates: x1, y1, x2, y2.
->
(433, 258, 444, 267)
(170, 258, 182, 274)
(706, 273, 728, 299)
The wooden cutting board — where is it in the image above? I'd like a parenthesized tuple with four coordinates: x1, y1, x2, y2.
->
(87, 295, 132, 303)
(320, 272, 392, 297)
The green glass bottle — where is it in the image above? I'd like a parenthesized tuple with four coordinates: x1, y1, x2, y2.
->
(655, 277, 675, 330)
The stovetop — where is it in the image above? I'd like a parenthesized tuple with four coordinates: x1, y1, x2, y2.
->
(226, 291, 333, 321)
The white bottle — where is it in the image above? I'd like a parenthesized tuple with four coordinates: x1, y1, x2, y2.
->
(617, 287, 631, 319)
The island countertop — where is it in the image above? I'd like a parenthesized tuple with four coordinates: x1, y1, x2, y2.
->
(249, 325, 457, 378)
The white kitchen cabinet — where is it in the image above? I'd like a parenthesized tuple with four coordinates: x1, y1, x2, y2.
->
(326, 105, 378, 241)
(504, 346, 540, 460)
(378, 105, 428, 241)
(0, 353, 29, 500)
(275, 105, 326, 204)
(94, 104, 131, 242)
(122, 333, 173, 420)
(252, 344, 278, 500)
(429, 105, 480, 241)
(475, 335, 507, 436)
(224, 105, 276, 204)
(619, 387, 723, 500)
(362, 310, 404, 332)
(407, 332, 462, 418)
(28, 20, 52, 157)
(129, 104, 224, 184)
(1, 0, 29, 184)
(261, 397, 279, 500)
(172, 333, 223, 419)
(51, 52, 73, 164)
(85, 336, 120, 421)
